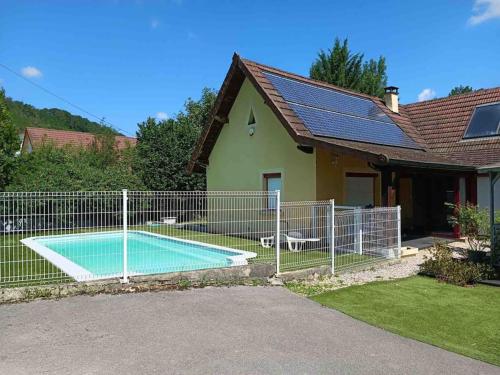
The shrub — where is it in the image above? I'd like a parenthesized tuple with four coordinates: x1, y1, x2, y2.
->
(446, 203, 490, 253)
(420, 243, 494, 286)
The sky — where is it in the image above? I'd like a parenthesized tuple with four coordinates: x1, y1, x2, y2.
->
(1, 0, 499, 136)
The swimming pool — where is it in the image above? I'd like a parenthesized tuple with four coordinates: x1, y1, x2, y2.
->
(21, 231, 257, 281)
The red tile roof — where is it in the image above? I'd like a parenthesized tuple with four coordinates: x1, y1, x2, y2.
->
(23, 127, 136, 151)
(189, 54, 500, 172)
(403, 88, 500, 166)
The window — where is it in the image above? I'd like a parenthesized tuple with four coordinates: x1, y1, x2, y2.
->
(263, 173, 281, 209)
(247, 109, 256, 126)
(463, 103, 500, 139)
(345, 173, 377, 207)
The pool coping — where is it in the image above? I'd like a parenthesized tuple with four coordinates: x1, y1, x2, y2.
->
(20, 230, 258, 282)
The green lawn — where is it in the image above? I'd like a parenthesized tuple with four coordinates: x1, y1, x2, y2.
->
(1, 225, 380, 286)
(310, 276, 500, 366)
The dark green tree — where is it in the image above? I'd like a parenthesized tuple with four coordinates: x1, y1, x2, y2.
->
(448, 85, 474, 97)
(5, 96, 117, 134)
(7, 143, 144, 191)
(135, 88, 216, 191)
(310, 38, 388, 98)
(0, 88, 20, 189)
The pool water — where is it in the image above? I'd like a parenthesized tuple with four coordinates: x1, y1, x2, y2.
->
(24, 231, 254, 280)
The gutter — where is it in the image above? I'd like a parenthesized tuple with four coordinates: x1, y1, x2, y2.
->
(386, 158, 476, 172)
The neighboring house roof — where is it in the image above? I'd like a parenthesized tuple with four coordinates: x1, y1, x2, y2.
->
(189, 54, 500, 173)
(22, 127, 137, 152)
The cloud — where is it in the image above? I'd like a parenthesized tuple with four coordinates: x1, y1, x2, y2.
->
(468, 0, 500, 25)
(21, 66, 42, 78)
(151, 19, 160, 29)
(156, 112, 169, 120)
(417, 88, 436, 102)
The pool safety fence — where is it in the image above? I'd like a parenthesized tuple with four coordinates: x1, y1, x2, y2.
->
(0, 191, 401, 287)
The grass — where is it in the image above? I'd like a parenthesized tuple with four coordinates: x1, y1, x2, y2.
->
(1, 224, 380, 287)
(309, 276, 500, 366)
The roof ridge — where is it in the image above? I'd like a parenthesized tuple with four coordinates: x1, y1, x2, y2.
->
(403, 87, 500, 108)
(25, 127, 135, 139)
(240, 57, 384, 102)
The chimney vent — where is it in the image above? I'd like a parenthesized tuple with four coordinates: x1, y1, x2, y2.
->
(384, 86, 399, 113)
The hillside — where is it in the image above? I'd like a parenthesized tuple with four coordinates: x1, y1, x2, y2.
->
(5, 97, 119, 135)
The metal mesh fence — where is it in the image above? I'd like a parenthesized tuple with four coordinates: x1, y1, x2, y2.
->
(0, 191, 278, 287)
(0, 191, 401, 287)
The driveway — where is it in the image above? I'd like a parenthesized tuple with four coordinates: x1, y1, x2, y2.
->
(0, 286, 497, 375)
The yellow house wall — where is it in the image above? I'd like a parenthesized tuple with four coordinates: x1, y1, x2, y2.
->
(206, 78, 381, 208)
(207, 79, 316, 201)
(315, 148, 381, 206)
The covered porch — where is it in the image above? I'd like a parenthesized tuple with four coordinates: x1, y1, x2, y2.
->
(378, 165, 477, 240)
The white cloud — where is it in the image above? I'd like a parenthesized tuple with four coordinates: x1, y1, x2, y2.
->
(417, 88, 436, 102)
(156, 112, 169, 120)
(468, 0, 500, 25)
(151, 19, 160, 29)
(21, 66, 42, 78)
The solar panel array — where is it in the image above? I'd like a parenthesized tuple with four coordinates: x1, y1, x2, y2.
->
(263, 72, 422, 149)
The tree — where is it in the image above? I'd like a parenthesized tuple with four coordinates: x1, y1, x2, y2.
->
(7, 142, 144, 191)
(0, 88, 20, 190)
(448, 85, 474, 97)
(135, 88, 216, 191)
(310, 38, 388, 98)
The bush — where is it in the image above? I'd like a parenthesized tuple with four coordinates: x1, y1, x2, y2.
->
(420, 243, 494, 286)
(446, 203, 490, 253)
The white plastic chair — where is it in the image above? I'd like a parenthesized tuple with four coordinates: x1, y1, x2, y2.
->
(285, 231, 320, 252)
(260, 236, 275, 248)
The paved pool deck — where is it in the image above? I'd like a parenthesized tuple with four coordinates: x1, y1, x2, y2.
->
(0, 286, 497, 375)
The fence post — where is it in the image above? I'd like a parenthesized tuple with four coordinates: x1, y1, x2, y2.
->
(275, 190, 281, 275)
(330, 199, 335, 275)
(397, 205, 401, 258)
(354, 207, 362, 254)
(121, 189, 129, 283)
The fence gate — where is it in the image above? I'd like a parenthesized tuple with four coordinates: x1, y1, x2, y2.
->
(277, 201, 401, 274)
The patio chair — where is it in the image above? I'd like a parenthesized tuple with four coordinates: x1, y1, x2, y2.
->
(285, 231, 320, 252)
(260, 236, 275, 248)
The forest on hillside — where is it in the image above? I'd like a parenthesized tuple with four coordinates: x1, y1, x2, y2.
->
(5, 96, 118, 134)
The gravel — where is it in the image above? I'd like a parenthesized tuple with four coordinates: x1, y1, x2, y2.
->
(287, 251, 428, 295)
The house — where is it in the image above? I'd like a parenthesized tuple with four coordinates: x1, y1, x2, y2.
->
(189, 54, 500, 238)
(20, 127, 137, 154)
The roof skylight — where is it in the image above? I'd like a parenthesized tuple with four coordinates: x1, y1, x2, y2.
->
(463, 103, 500, 139)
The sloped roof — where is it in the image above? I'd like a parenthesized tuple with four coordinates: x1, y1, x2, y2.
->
(404, 88, 500, 166)
(23, 127, 136, 151)
(190, 54, 499, 172)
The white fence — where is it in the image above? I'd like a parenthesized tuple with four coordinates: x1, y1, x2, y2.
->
(278, 202, 400, 272)
(0, 191, 400, 287)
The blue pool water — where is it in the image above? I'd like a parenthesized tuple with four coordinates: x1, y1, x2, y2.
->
(32, 231, 247, 278)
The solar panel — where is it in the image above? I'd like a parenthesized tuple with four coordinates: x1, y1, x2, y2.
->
(264, 72, 394, 123)
(289, 103, 421, 149)
(463, 103, 500, 139)
(263, 72, 422, 149)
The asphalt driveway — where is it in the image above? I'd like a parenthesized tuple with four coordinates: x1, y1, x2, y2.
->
(0, 286, 497, 375)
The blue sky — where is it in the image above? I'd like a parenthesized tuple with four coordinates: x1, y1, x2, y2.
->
(1, 0, 499, 136)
